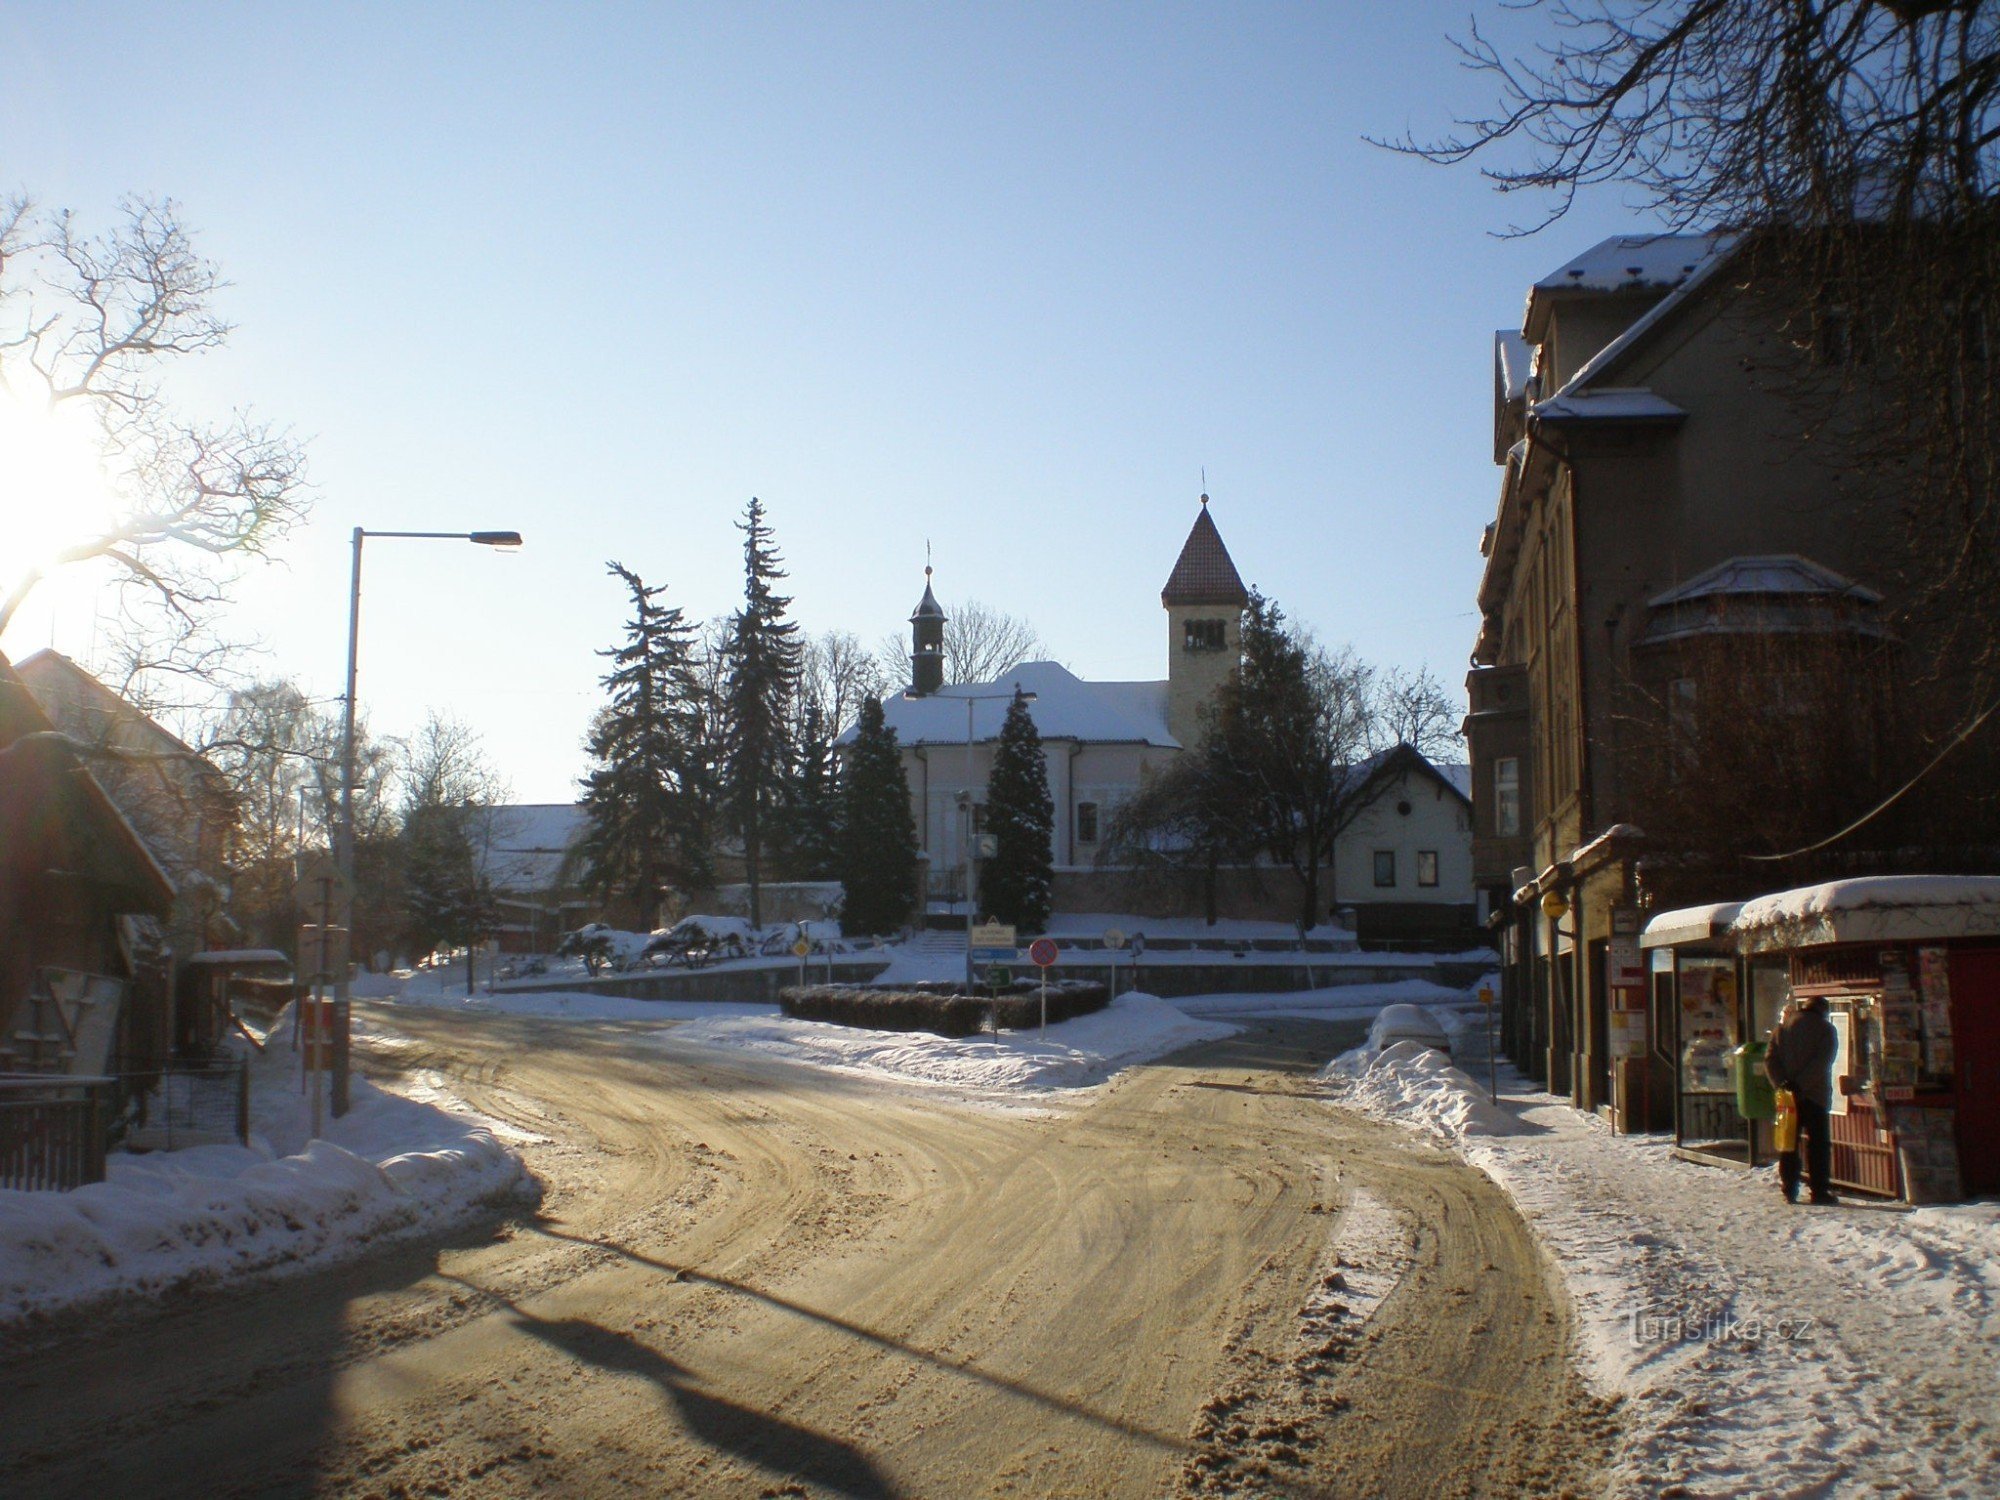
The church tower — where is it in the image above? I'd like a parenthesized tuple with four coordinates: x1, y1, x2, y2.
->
(909, 566, 946, 696)
(1161, 495, 1249, 748)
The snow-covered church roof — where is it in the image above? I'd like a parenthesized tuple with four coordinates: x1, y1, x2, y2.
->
(858, 660, 1178, 750)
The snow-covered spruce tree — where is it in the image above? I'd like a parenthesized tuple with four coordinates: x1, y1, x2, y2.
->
(579, 562, 714, 928)
(836, 696, 918, 936)
(721, 498, 803, 928)
(980, 690, 1053, 932)
(780, 703, 843, 882)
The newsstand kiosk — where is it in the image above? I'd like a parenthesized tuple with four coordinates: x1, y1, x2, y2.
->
(1643, 876, 2000, 1203)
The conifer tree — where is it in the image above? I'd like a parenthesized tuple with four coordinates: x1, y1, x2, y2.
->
(721, 498, 802, 927)
(780, 703, 843, 881)
(980, 690, 1053, 932)
(836, 696, 917, 935)
(579, 562, 713, 926)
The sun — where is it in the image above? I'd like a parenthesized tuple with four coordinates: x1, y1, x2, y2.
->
(0, 384, 121, 592)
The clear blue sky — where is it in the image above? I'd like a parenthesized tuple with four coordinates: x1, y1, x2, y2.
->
(2, 3, 1647, 801)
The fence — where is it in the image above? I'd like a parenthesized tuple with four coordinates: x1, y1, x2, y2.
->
(0, 1076, 112, 1191)
(123, 1058, 251, 1152)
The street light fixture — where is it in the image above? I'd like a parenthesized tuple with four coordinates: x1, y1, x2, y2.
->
(338, 526, 522, 986)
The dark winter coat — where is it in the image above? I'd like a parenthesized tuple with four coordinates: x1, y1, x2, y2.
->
(1768, 1004, 1839, 1109)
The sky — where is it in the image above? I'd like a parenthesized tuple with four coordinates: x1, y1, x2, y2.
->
(0, 3, 1654, 803)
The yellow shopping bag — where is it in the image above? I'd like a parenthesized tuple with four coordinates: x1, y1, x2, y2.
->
(1772, 1088, 1799, 1152)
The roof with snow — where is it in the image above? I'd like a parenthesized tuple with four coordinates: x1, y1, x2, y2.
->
(858, 660, 1178, 750)
(1648, 555, 1882, 609)
(477, 803, 590, 893)
(1524, 233, 1724, 347)
(1160, 501, 1249, 608)
(1531, 389, 1688, 425)
(1346, 744, 1473, 809)
(1735, 876, 2000, 952)
(1495, 330, 1534, 402)
(1640, 554, 1887, 646)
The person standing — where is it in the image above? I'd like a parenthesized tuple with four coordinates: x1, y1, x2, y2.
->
(1767, 995, 1840, 1205)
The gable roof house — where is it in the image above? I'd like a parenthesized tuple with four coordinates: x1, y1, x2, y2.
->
(12, 649, 238, 960)
(0, 653, 176, 1082)
(1468, 230, 1993, 1124)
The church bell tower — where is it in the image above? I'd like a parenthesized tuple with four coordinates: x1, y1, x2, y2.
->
(1161, 495, 1249, 748)
(909, 566, 946, 696)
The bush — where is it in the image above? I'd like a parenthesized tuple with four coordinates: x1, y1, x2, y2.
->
(779, 980, 1109, 1037)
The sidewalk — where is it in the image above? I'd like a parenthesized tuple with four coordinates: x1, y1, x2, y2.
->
(1327, 1018, 2000, 1498)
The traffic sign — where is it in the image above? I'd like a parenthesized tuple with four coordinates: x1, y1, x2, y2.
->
(791, 939, 812, 958)
(1028, 937, 1059, 968)
(969, 921, 1017, 964)
(1478, 984, 1496, 1006)
(1102, 927, 1125, 950)
(293, 852, 354, 926)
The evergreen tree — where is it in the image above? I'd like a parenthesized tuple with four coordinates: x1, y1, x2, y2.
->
(780, 703, 843, 881)
(579, 562, 713, 926)
(721, 498, 802, 927)
(980, 690, 1053, 932)
(836, 697, 918, 935)
(401, 802, 500, 964)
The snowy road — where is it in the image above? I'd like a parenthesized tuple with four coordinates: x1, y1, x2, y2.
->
(0, 1009, 1610, 1498)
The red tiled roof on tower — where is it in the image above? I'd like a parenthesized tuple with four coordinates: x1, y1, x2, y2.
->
(1160, 497, 1249, 607)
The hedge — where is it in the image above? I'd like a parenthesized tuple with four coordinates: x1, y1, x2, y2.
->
(779, 980, 1110, 1037)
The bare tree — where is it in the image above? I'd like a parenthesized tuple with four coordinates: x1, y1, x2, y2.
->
(0, 195, 309, 651)
(1378, 665, 1466, 760)
(944, 599, 1048, 685)
(800, 628, 891, 742)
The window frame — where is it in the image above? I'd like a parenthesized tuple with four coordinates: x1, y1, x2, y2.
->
(1372, 850, 1397, 888)
(1417, 850, 1439, 888)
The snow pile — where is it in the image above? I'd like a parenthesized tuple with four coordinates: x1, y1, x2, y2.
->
(0, 1012, 532, 1324)
(1322, 1039, 1526, 1141)
(660, 992, 1236, 1100)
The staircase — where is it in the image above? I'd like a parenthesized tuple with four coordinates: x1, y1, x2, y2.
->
(904, 929, 967, 959)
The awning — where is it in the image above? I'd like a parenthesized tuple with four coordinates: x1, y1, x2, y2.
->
(1640, 902, 1744, 950)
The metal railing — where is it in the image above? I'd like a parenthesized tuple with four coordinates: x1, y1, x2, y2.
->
(0, 1076, 113, 1191)
(122, 1058, 251, 1151)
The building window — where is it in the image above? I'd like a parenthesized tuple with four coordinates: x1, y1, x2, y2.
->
(1373, 850, 1396, 888)
(1494, 756, 1521, 837)
(1076, 801, 1099, 844)
(1183, 618, 1226, 652)
(1417, 850, 1439, 888)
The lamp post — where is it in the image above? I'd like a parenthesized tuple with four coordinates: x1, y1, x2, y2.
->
(338, 527, 521, 982)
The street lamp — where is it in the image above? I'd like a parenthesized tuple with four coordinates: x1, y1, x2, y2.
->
(338, 527, 521, 983)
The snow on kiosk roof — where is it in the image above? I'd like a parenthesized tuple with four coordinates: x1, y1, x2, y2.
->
(1732, 876, 2000, 953)
(1639, 903, 1744, 950)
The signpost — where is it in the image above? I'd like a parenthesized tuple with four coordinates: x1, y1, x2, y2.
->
(969, 922, 1017, 1037)
(292, 853, 355, 1138)
(1029, 937, 1059, 1032)
(1102, 928, 1124, 996)
(1479, 981, 1498, 1103)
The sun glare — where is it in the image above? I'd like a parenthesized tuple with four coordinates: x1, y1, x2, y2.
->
(0, 386, 121, 594)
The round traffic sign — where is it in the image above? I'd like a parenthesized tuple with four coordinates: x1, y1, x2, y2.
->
(1101, 927, 1125, 950)
(1028, 937, 1059, 968)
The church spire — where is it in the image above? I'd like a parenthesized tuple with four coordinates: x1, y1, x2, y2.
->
(909, 562, 946, 695)
(1161, 493, 1249, 607)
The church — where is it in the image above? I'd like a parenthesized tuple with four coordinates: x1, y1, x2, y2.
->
(862, 499, 1476, 933)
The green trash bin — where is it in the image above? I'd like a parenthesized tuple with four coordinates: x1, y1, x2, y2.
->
(1732, 1041, 1776, 1121)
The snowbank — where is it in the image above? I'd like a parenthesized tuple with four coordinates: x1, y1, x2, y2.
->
(0, 1012, 533, 1324)
(1321, 1038, 1525, 1140)
(1328, 1033, 2000, 1498)
(658, 992, 1237, 1100)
